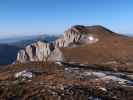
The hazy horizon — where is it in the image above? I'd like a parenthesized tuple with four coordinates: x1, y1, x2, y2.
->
(0, 0, 133, 37)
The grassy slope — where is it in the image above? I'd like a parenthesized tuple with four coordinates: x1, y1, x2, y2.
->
(61, 34, 133, 64)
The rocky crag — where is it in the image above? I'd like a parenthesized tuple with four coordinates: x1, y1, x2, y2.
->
(55, 25, 100, 47)
(16, 25, 104, 63)
(16, 25, 133, 64)
(16, 41, 64, 63)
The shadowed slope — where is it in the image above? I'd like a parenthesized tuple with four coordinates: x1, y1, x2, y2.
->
(0, 44, 20, 65)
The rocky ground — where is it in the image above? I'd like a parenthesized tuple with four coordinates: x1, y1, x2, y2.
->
(0, 62, 133, 100)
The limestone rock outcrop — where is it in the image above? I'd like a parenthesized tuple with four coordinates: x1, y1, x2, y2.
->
(16, 25, 118, 64)
(55, 25, 99, 47)
(16, 41, 64, 63)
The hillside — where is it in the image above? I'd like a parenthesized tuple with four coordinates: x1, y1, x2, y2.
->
(60, 25, 133, 65)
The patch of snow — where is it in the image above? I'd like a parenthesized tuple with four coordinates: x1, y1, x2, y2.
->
(101, 76, 130, 85)
(92, 72, 107, 78)
(82, 72, 92, 76)
(22, 72, 32, 78)
(15, 70, 26, 78)
(55, 61, 62, 66)
(87, 35, 99, 44)
(15, 70, 33, 79)
(98, 87, 107, 92)
(83, 71, 106, 78)
(65, 68, 69, 71)
(88, 36, 94, 41)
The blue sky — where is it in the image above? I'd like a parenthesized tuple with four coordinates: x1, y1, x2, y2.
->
(0, 0, 133, 38)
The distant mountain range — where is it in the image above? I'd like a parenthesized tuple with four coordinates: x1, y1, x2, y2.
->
(0, 34, 59, 43)
(10, 34, 59, 48)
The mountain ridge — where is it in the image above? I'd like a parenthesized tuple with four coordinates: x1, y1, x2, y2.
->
(16, 25, 133, 65)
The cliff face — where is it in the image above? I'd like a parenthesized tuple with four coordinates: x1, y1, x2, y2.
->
(17, 25, 100, 63)
(55, 25, 112, 47)
(54, 25, 126, 48)
(16, 25, 132, 64)
(16, 41, 64, 63)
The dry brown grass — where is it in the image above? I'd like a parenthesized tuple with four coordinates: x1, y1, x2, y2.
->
(61, 35, 133, 64)
(0, 62, 133, 100)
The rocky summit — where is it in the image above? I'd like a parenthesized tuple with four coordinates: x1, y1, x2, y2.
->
(55, 25, 100, 47)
